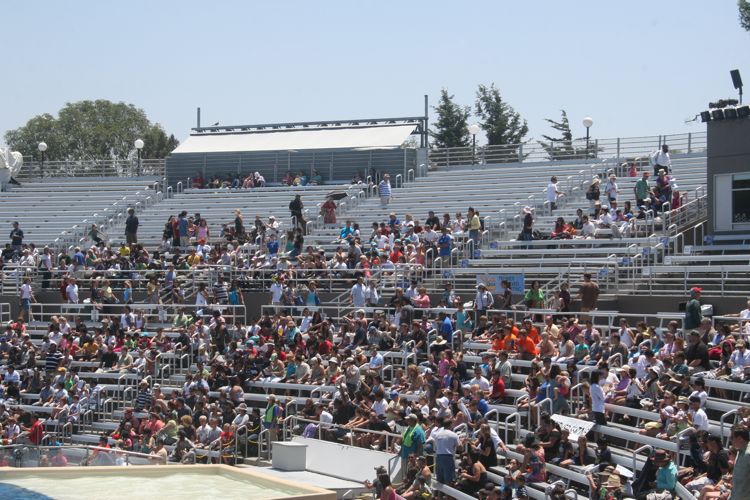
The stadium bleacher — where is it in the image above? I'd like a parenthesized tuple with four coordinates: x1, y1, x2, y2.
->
(2, 142, 749, 500)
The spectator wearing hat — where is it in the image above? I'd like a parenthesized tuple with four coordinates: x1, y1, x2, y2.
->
(399, 414, 425, 477)
(639, 450, 677, 499)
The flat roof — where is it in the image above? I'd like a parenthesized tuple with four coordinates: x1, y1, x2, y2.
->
(172, 124, 418, 155)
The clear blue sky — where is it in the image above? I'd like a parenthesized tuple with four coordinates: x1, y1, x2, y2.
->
(1, 1, 747, 147)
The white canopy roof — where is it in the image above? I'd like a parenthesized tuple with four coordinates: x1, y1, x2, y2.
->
(172, 124, 417, 154)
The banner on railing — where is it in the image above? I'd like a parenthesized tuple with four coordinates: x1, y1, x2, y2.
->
(475, 273, 524, 294)
(551, 414, 595, 441)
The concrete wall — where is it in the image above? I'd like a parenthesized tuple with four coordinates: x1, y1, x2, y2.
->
(706, 118, 750, 234)
(292, 436, 396, 483)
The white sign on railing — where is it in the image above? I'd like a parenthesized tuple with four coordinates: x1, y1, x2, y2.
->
(551, 414, 595, 441)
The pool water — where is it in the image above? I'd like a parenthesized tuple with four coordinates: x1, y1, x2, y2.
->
(0, 468, 317, 500)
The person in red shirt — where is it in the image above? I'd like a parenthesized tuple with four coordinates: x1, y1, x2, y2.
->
(21, 414, 44, 445)
(489, 370, 506, 404)
(219, 423, 235, 464)
(389, 245, 403, 264)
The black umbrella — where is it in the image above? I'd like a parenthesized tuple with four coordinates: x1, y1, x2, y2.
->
(327, 191, 348, 201)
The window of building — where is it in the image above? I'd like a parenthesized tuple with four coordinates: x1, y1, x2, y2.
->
(732, 174, 750, 224)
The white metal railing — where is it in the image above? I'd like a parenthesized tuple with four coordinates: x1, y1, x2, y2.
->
(29, 302, 246, 325)
(17, 158, 166, 180)
(429, 131, 706, 167)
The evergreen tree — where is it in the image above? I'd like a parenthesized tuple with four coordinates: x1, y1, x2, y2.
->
(430, 89, 471, 148)
(474, 84, 528, 161)
(540, 110, 576, 160)
(740, 0, 750, 31)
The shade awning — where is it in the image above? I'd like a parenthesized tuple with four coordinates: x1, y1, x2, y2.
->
(172, 124, 417, 154)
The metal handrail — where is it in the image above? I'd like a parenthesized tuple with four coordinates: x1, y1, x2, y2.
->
(504, 412, 520, 445)
(428, 131, 706, 167)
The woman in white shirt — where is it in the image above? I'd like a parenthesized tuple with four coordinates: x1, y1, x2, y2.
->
(618, 318, 635, 349)
(195, 283, 209, 316)
(605, 174, 619, 209)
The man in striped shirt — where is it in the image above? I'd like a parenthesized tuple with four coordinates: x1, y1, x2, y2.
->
(378, 174, 392, 208)
(134, 380, 153, 411)
(212, 275, 229, 304)
(45, 343, 63, 373)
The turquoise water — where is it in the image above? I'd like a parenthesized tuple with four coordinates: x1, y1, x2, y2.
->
(0, 484, 54, 500)
(0, 469, 311, 499)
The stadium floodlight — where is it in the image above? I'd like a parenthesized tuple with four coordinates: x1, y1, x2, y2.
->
(38, 142, 48, 178)
(468, 123, 480, 164)
(582, 117, 594, 157)
(134, 139, 144, 175)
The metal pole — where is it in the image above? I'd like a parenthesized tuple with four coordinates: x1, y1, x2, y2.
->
(585, 127, 590, 158)
(472, 134, 476, 164)
(41, 151, 45, 178)
(424, 94, 429, 149)
(137, 150, 142, 176)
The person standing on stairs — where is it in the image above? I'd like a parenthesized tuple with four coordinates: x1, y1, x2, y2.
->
(378, 174, 392, 208)
(125, 208, 139, 245)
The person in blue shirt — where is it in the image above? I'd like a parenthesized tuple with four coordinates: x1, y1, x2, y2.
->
(177, 211, 189, 247)
(437, 227, 453, 258)
(266, 234, 279, 256)
(387, 212, 401, 230)
(339, 221, 355, 241)
(72, 247, 85, 267)
(438, 311, 454, 343)
(399, 414, 425, 471)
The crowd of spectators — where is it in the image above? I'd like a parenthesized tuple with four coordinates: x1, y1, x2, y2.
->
(2, 148, 750, 498)
(1, 257, 749, 497)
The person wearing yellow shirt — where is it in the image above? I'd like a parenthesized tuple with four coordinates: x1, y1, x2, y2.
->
(186, 250, 202, 267)
(467, 207, 481, 248)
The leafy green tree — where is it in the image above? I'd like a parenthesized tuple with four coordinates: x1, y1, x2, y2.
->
(740, 0, 750, 31)
(430, 89, 471, 148)
(474, 84, 528, 147)
(540, 110, 576, 160)
(141, 126, 180, 159)
(3, 113, 63, 162)
(4, 100, 179, 161)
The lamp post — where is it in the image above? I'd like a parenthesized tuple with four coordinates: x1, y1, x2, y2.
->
(134, 139, 144, 176)
(582, 117, 594, 158)
(468, 123, 481, 164)
(37, 142, 48, 178)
